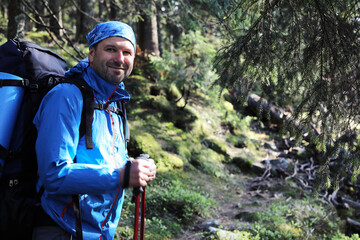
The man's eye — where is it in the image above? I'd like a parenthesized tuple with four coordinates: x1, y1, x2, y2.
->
(106, 48, 116, 52)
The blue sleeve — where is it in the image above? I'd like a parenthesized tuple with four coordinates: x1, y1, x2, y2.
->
(33, 84, 121, 195)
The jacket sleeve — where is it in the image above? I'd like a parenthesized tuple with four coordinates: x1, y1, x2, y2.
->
(33, 83, 121, 195)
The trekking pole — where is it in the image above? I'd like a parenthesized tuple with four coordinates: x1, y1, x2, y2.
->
(133, 154, 149, 240)
(140, 186, 146, 240)
(133, 186, 142, 240)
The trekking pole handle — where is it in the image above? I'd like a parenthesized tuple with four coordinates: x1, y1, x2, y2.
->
(137, 153, 150, 160)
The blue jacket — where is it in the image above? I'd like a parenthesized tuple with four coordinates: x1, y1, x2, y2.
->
(34, 59, 130, 240)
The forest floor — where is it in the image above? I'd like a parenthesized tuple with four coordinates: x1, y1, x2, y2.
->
(172, 121, 354, 240)
(173, 123, 294, 239)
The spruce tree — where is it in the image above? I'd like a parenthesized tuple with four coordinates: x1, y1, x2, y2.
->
(212, 0, 360, 187)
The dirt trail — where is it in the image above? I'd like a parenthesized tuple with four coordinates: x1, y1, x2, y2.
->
(173, 124, 308, 239)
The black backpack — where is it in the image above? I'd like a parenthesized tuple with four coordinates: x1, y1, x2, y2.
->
(0, 38, 128, 239)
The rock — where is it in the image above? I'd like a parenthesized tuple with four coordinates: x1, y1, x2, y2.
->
(264, 142, 278, 151)
(263, 158, 291, 171)
(198, 219, 220, 230)
(252, 158, 293, 177)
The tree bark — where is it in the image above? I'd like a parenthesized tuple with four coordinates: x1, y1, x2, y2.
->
(98, 0, 105, 21)
(34, 0, 45, 31)
(244, 93, 320, 142)
(7, 0, 24, 39)
(49, 0, 62, 37)
(109, 0, 117, 20)
(76, 0, 94, 43)
(138, 2, 160, 56)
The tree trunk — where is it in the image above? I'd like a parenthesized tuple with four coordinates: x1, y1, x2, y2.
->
(7, 0, 24, 39)
(109, 0, 117, 20)
(76, 0, 94, 43)
(98, 0, 105, 21)
(49, 0, 62, 37)
(35, 0, 45, 31)
(138, 2, 160, 56)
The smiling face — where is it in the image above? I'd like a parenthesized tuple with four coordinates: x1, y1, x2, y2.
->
(89, 36, 135, 85)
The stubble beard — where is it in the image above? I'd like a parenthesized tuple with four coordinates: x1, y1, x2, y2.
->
(99, 62, 128, 85)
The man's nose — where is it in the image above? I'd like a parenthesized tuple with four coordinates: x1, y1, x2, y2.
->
(115, 51, 125, 63)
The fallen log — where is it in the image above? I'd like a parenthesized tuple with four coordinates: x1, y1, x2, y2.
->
(245, 94, 320, 142)
(246, 93, 286, 125)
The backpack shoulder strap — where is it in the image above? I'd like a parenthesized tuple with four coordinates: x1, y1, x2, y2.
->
(61, 78, 94, 149)
(116, 101, 130, 148)
(61, 78, 129, 149)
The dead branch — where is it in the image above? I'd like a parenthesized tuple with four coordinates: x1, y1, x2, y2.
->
(340, 197, 360, 210)
(285, 160, 298, 180)
(347, 218, 360, 230)
(39, 0, 84, 60)
(21, 0, 84, 61)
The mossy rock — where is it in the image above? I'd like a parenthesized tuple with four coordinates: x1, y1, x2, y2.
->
(232, 156, 254, 173)
(128, 130, 162, 157)
(156, 151, 184, 172)
(223, 100, 234, 112)
(125, 75, 151, 96)
(128, 129, 183, 172)
(190, 149, 226, 178)
(202, 138, 229, 160)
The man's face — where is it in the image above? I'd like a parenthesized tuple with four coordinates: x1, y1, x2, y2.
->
(89, 36, 135, 85)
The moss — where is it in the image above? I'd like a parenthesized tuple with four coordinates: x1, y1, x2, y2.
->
(232, 155, 255, 173)
(129, 130, 162, 156)
(214, 229, 258, 240)
(166, 83, 182, 101)
(190, 119, 213, 139)
(126, 75, 151, 97)
(236, 210, 262, 222)
(223, 100, 234, 112)
(156, 151, 184, 173)
(128, 127, 184, 172)
(190, 149, 226, 178)
(25, 31, 52, 43)
(276, 224, 303, 238)
(202, 138, 230, 160)
(176, 144, 192, 160)
(173, 106, 198, 130)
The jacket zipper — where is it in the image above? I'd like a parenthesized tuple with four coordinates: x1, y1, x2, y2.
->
(100, 86, 120, 239)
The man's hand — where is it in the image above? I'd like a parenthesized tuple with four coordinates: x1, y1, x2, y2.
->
(119, 156, 157, 188)
(129, 157, 157, 187)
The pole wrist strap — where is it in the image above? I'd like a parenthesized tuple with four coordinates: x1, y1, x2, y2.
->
(123, 161, 131, 188)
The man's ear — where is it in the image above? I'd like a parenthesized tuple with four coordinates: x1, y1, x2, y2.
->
(88, 48, 95, 64)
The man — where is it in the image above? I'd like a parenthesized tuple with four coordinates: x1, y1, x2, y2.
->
(32, 21, 156, 240)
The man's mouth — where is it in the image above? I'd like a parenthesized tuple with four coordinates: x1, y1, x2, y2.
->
(108, 65, 126, 71)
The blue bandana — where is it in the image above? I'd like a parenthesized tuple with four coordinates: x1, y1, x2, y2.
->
(86, 21, 136, 53)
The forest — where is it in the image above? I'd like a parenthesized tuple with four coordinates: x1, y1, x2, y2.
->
(1, 0, 360, 239)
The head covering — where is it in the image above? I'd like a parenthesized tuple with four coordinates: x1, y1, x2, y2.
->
(86, 21, 136, 53)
